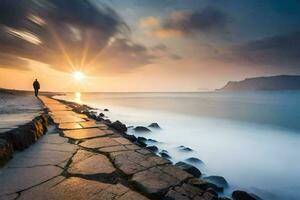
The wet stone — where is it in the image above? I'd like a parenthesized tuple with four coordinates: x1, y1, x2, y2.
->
(79, 137, 121, 149)
(63, 128, 110, 140)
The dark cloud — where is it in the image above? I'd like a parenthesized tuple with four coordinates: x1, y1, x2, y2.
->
(0, 0, 158, 72)
(157, 7, 229, 37)
(0, 53, 29, 70)
(229, 32, 300, 69)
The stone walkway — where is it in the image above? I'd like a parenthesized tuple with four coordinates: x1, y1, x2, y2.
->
(0, 96, 222, 200)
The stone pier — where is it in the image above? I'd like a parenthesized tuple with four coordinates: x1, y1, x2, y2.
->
(0, 96, 224, 200)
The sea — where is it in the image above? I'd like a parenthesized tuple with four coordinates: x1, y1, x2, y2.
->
(55, 91, 300, 200)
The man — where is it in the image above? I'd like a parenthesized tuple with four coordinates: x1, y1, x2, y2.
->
(33, 79, 40, 97)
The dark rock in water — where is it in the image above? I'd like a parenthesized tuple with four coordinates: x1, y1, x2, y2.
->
(148, 123, 161, 129)
(104, 119, 111, 124)
(96, 116, 104, 121)
(203, 176, 228, 191)
(124, 134, 137, 142)
(177, 145, 193, 152)
(175, 161, 201, 178)
(104, 108, 109, 111)
(161, 149, 168, 154)
(232, 190, 257, 200)
(133, 126, 151, 132)
(137, 136, 147, 143)
(89, 113, 97, 120)
(127, 126, 134, 129)
(136, 136, 147, 147)
(109, 120, 127, 133)
(187, 178, 209, 190)
(147, 138, 158, 143)
(98, 113, 105, 117)
(146, 145, 158, 153)
(185, 157, 204, 164)
(0, 139, 13, 166)
(159, 151, 171, 159)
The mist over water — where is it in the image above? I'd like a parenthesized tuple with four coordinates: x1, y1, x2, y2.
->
(56, 91, 300, 200)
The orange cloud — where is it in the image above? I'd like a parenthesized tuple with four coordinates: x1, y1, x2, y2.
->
(139, 16, 160, 28)
(153, 29, 183, 38)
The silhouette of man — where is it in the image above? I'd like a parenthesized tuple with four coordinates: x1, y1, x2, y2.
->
(33, 79, 40, 97)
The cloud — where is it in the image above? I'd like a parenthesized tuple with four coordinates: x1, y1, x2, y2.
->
(0, 0, 160, 73)
(139, 16, 160, 28)
(0, 53, 29, 70)
(153, 7, 229, 38)
(215, 32, 300, 73)
(226, 32, 300, 70)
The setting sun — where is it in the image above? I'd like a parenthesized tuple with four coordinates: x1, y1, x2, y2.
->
(73, 71, 85, 81)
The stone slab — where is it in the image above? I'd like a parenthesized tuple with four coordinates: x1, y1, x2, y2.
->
(131, 165, 192, 196)
(0, 166, 62, 195)
(58, 122, 82, 130)
(79, 137, 121, 149)
(19, 176, 150, 200)
(80, 121, 108, 129)
(68, 154, 115, 175)
(110, 151, 170, 175)
(63, 128, 110, 140)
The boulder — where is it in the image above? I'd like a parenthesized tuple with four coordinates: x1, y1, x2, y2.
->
(232, 190, 257, 200)
(177, 145, 193, 152)
(133, 126, 151, 132)
(146, 145, 159, 153)
(104, 108, 109, 111)
(124, 134, 137, 142)
(148, 123, 161, 129)
(109, 120, 127, 133)
(175, 162, 201, 178)
(136, 137, 147, 147)
(98, 113, 105, 117)
(185, 157, 204, 164)
(159, 151, 171, 159)
(203, 176, 228, 191)
(147, 139, 158, 143)
(104, 119, 111, 124)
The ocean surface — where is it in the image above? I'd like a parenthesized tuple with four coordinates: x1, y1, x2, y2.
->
(55, 91, 300, 200)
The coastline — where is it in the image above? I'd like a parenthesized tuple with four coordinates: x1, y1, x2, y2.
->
(50, 95, 260, 200)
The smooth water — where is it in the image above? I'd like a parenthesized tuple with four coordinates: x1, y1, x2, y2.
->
(55, 91, 300, 200)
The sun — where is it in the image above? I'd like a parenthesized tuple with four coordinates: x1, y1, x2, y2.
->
(73, 71, 85, 81)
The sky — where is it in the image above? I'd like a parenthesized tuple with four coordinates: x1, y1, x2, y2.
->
(0, 0, 299, 92)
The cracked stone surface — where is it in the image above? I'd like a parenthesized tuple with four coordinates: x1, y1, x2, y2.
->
(68, 152, 115, 175)
(109, 150, 171, 175)
(80, 121, 108, 129)
(63, 128, 111, 140)
(0, 165, 62, 195)
(79, 137, 129, 149)
(18, 176, 150, 200)
(58, 122, 82, 130)
(131, 165, 192, 196)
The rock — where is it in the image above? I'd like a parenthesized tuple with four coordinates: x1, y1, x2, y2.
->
(136, 137, 147, 147)
(206, 188, 218, 196)
(185, 157, 204, 164)
(232, 190, 257, 200)
(109, 120, 127, 133)
(147, 139, 158, 143)
(133, 126, 151, 132)
(0, 139, 13, 166)
(177, 145, 193, 152)
(124, 134, 137, 142)
(104, 119, 111, 124)
(148, 123, 161, 129)
(146, 145, 158, 153)
(159, 152, 171, 159)
(104, 108, 109, 111)
(175, 162, 201, 178)
(187, 178, 208, 190)
(98, 113, 105, 117)
(203, 176, 228, 191)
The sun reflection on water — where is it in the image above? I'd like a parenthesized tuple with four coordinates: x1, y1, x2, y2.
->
(74, 92, 82, 104)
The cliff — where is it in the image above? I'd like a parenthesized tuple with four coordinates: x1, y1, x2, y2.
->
(218, 75, 300, 91)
